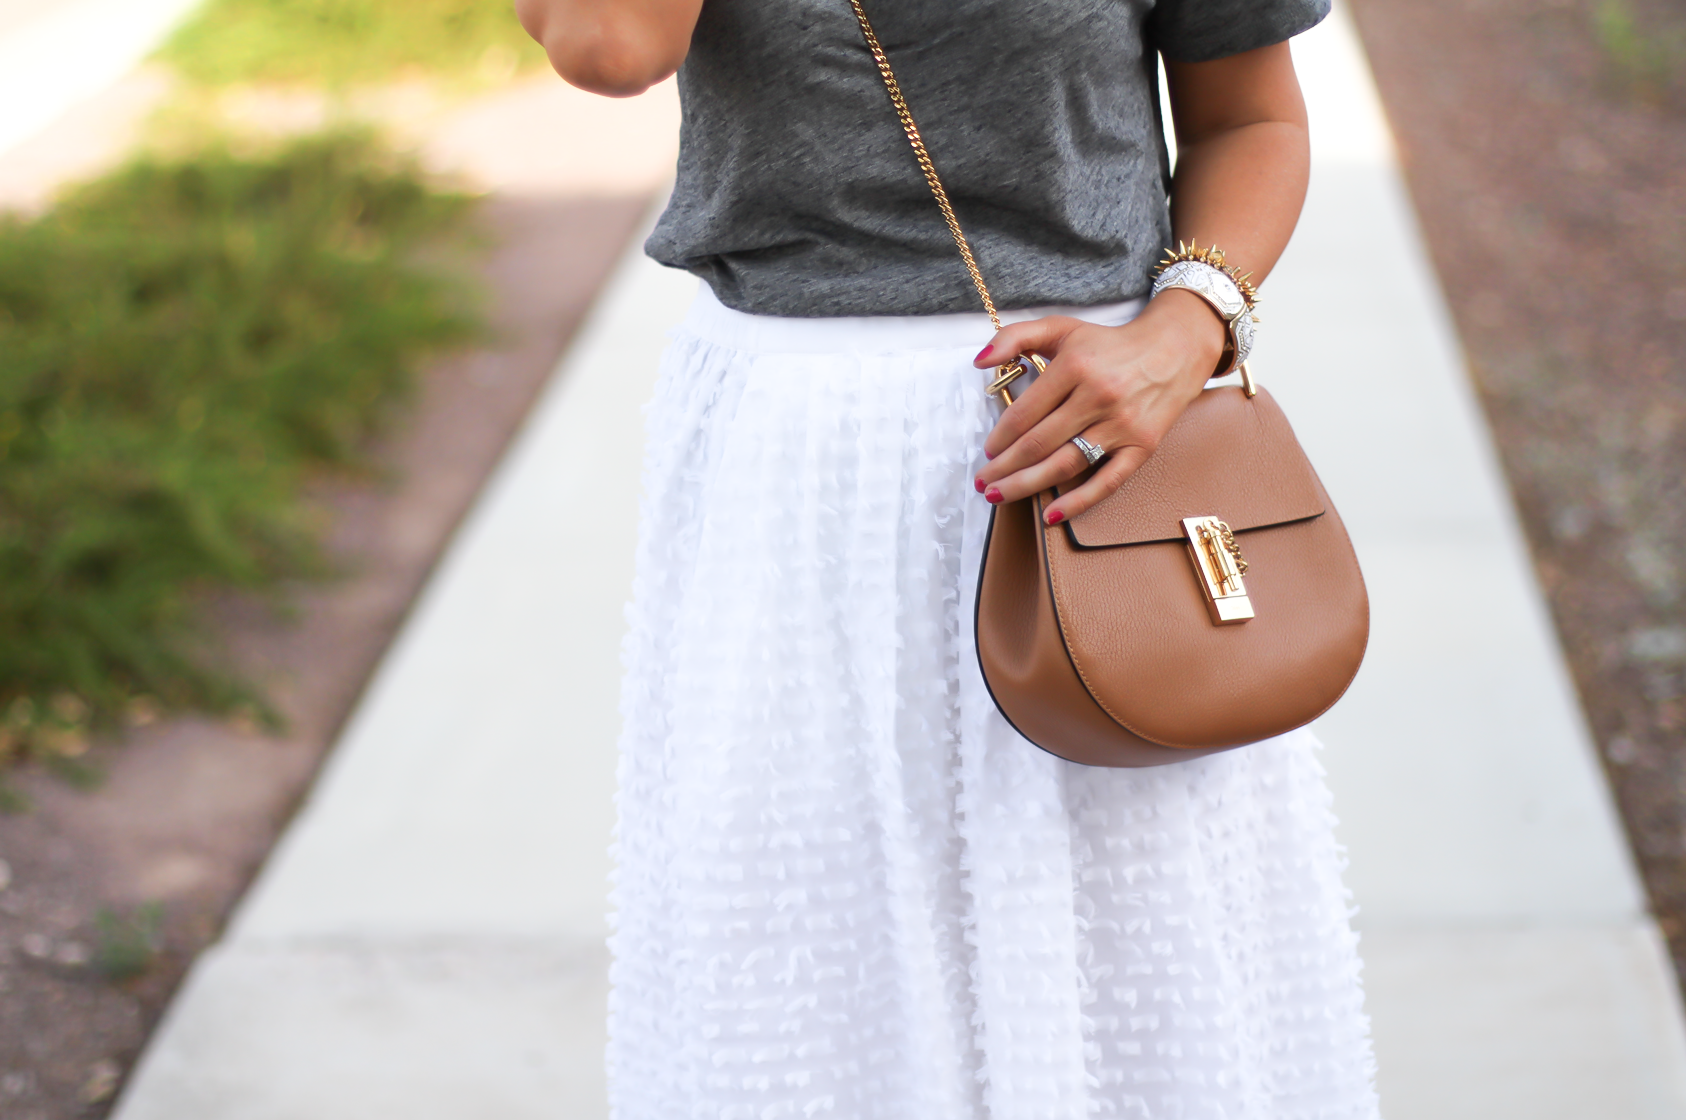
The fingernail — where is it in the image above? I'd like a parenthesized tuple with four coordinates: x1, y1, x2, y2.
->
(985, 487, 1003, 504)
(1046, 509, 1065, 525)
(974, 345, 993, 365)
(974, 477, 986, 493)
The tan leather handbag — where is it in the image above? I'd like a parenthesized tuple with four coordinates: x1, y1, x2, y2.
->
(849, 1, 1369, 767)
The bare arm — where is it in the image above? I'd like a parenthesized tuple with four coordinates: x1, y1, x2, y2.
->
(971, 42, 1311, 524)
(514, 0, 703, 97)
(1163, 45, 1310, 288)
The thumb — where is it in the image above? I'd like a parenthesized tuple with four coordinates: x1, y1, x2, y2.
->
(972, 315, 1084, 368)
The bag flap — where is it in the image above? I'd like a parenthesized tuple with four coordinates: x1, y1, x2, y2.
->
(1055, 385, 1325, 549)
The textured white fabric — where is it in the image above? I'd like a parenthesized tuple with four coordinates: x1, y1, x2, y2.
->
(609, 286, 1380, 1120)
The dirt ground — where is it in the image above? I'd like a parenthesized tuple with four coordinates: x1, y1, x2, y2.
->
(0, 190, 649, 1118)
(1346, 0, 1686, 970)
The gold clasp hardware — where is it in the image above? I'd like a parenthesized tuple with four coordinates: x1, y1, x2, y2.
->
(987, 351, 1048, 405)
(1181, 516, 1254, 625)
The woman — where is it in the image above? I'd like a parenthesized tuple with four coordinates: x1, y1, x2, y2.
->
(518, 1, 1379, 1116)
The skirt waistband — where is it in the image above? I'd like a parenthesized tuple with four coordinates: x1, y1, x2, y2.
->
(678, 283, 1147, 355)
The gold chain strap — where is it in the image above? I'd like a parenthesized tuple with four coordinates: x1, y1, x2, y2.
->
(846, 0, 1001, 332)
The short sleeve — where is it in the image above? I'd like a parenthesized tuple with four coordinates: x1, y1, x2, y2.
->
(1150, 0, 1330, 63)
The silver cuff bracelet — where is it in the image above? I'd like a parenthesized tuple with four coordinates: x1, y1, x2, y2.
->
(1150, 259, 1257, 376)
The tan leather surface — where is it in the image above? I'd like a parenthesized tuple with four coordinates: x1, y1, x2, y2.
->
(1057, 386, 1325, 548)
(975, 385, 1370, 765)
(975, 497, 1229, 767)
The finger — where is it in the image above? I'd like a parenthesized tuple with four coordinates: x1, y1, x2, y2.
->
(972, 315, 1083, 368)
(1042, 444, 1153, 524)
(984, 435, 1094, 505)
(981, 395, 1098, 484)
(979, 354, 1083, 466)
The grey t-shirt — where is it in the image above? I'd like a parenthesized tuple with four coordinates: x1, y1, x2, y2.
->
(645, 0, 1328, 317)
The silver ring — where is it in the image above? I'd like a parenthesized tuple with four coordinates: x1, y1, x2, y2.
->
(1071, 435, 1105, 466)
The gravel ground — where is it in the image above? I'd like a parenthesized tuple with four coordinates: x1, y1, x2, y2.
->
(1347, 0, 1686, 972)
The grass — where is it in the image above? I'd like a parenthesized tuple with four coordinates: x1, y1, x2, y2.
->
(94, 903, 164, 981)
(1595, 0, 1684, 103)
(0, 130, 480, 770)
(157, 0, 548, 88)
(0, 780, 29, 814)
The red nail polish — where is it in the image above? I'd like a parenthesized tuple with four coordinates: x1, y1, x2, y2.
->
(984, 449, 994, 460)
(974, 477, 986, 493)
(974, 345, 994, 364)
(985, 487, 1003, 504)
(1046, 509, 1065, 525)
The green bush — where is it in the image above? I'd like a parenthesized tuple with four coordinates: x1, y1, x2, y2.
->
(94, 903, 164, 981)
(158, 0, 547, 88)
(0, 131, 479, 766)
(1595, 0, 1684, 101)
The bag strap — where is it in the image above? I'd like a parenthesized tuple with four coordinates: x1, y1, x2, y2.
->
(846, 0, 1002, 332)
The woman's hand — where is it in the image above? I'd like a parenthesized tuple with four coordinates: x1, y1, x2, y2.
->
(970, 290, 1227, 525)
(970, 38, 1312, 524)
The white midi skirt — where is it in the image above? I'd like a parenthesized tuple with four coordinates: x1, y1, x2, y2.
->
(609, 286, 1381, 1120)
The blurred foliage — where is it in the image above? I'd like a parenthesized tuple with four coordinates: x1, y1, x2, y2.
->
(0, 131, 479, 772)
(1595, 0, 1685, 104)
(94, 903, 164, 981)
(157, 0, 547, 88)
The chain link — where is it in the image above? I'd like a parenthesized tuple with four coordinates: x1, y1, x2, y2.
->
(846, 0, 1002, 333)
(1216, 520, 1250, 576)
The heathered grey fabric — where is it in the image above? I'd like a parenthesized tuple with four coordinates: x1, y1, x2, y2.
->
(645, 0, 1329, 317)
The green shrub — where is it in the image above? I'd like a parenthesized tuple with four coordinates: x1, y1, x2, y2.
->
(158, 0, 547, 88)
(1595, 0, 1684, 101)
(0, 131, 479, 762)
(94, 903, 164, 981)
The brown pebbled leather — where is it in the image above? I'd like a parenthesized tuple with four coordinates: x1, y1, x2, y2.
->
(1057, 386, 1325, 547)
(975, 383, 1369, 765)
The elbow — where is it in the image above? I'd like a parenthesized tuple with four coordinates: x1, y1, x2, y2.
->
(559, 37, 680, 97)
(524, 11, 685, 98)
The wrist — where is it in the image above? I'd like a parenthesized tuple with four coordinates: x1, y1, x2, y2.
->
(1146, 289, 1229, 382)
(1149, 243, 1260, 378)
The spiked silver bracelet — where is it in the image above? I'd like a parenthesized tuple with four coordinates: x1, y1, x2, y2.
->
(1151, 259, 1257, 375)
(1149, 243, 1261, 378)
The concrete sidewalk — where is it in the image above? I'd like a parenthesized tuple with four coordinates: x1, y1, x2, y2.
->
(0, 0, 201, 158)
(109, 6, 1686, 1119)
